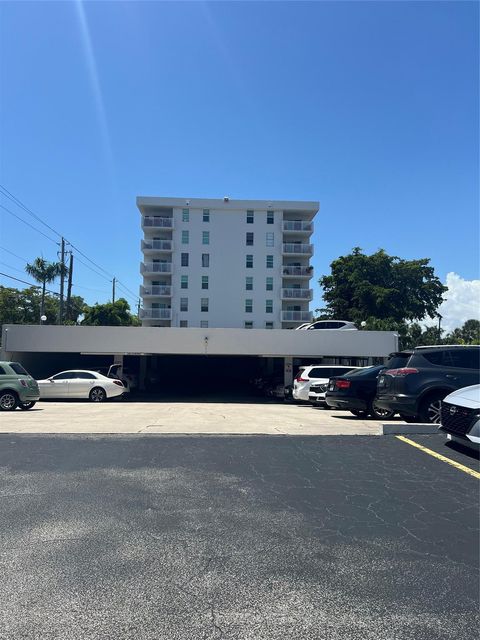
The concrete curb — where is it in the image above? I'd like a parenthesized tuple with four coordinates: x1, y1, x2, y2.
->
(382, 423, 440, 435)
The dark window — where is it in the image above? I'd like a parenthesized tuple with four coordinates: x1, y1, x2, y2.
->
(246, 255, 253, 268)
(266, 255, 273, 268)
(9, 363, 28, 375)
(309, 368, 333, 379)
(422, 351, 446, 366)
(246, 210, 254, 223)
(52, 372, 74, 380)
(267, 211, 274, 224)
(246, 232, 254, 246)
(444, 349, 480, 369)
(75, 372, 96, 379)
(181, 252, 189, 267)
(0, 366, 6, 375)
(203, 209, 210, 222)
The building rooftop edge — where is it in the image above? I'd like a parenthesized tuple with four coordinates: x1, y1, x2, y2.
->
(136, 196, 320, 213)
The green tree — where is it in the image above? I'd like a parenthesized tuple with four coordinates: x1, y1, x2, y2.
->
(0, 286, 85, 328)
(25, 257, 63, 323)
(318, 248, 447, 324)
(81, 298, 140, 326)
(444, 319, 480, 345)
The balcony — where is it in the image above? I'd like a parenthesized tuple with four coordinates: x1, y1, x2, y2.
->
(281, 288, 313, 300)
(281, 311, 313, 323)
(140, 285, 172, 298)
(141, 239, 173, 253)
(142, 216, 174, 230)
(282, 266, 313, 278)
(141, 308, 172, 320)
(282, 243, 313, 256)
(282, 221, 313, 234)
(141, 262, 173, 275)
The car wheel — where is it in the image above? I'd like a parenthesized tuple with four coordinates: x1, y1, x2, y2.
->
(19, 401, 36, 410)
(418, 392, 445, 424)
(0, 391, 19, 411)
(89, 387, 107, 403)
(368, 400, 395, 420)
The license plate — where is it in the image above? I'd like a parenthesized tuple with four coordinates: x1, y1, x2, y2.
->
(378, 376, 386, 387)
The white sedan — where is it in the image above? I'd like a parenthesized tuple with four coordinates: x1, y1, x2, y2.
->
(37, 370, 125, 402)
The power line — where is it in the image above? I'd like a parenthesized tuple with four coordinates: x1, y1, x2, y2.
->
(0, 261, 29, 276)
(0, 203, 58, 243)
(73, 254, 113, 282)
(0, 272, 59, 295)
(0, 184, 62, 238)
(0, 245, 29, 262)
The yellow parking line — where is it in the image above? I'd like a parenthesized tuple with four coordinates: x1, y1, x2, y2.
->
(395, 435, 480, 480)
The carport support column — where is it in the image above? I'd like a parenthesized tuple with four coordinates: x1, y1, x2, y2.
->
(284, 357, 293, 388)
(139, 356, 147, 391)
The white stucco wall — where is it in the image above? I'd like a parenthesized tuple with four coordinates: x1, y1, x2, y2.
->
(1, 325, 398, 359)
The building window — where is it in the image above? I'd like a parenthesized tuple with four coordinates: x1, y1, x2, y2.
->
(246, 210, 254, 223)
(202, 276, 209, 290)
(182, 230, 189, 244)
(200, 320, 208, 328)
(266, 232, 274, 247)
(246, 276, 253, 291)
(182, 208, 189, 222)
(202, 253, 210, 267)
(266, 255, 273, 269)
(203, 209, 210, 222)
(266, 277, 273, 291)
(267, 211, 274, 224)
(201, 298, 209, 312)
(180, 297, 188, 312)
(244, 321, 253, 329)
(245, 299, 253, 313)
(179, 320, 188, 328)
(246, 232, 254, 246)
(266, 299, 273, 313)
(265, 322, 274, 329)
(181, 275, 188, 289)
(246, 254, 253, 268)
(181, 252, 189, 267)
(202, 231, 210, 245)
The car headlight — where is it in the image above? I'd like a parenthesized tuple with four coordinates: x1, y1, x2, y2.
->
(468, 418, 480, 438)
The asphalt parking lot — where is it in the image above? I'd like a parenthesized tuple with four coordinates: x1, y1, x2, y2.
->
(0, 432, 478, 640)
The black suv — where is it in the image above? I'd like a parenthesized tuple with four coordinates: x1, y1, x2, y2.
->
(375, 346, 480, 423)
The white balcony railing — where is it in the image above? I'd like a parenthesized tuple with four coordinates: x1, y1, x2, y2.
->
(141, 262, 173, 274)
(140, 285, 172, 297)
(142, 216, 174, 229)
(282, 243, 313, 255)
(141, 308, 172, 320)
(282, 266, 313, 277)
(282, 221, 313, 233)
(281, 311, 313, 322)
(281, 288, 313, 300)
(142, 240, 173, 252)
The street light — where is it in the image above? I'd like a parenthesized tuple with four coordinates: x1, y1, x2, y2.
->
(437, 314, 442, 344)
(40, 315, 47, 324)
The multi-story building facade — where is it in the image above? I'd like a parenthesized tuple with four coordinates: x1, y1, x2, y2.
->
(137, 196, 319, 329)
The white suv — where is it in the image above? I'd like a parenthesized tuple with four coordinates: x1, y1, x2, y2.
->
(293, 365, 360, 402)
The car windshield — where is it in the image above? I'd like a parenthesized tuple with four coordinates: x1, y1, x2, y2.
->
(9, 363, 29, 375)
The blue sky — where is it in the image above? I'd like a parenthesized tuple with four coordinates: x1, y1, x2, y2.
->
(0, 1, 478, 327)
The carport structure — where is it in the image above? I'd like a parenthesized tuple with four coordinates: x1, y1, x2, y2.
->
(1, 324, 398, 397)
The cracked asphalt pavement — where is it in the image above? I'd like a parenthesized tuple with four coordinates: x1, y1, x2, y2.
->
(0, 434, 478, 639)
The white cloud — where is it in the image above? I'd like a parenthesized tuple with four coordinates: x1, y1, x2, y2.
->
(423, 273, 480, 333)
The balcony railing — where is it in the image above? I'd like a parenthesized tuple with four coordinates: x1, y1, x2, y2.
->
(141, 239, 173, 252)
(140, 285, 172, 297)
(141, 308, 172, 320)
(282, 243, 313, 256)
(281, 288, 313, 300)
(282, 221, 313, 233)
(141, 262, 173, 274)
(282, 266, 313, 277)
(142, 216, 174, 229)
(281, 311, 313, 322)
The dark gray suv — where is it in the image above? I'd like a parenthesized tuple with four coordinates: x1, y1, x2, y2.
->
(375, 345, 480, 423)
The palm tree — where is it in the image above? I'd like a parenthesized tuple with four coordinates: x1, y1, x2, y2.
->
(25, 257, 63, 323)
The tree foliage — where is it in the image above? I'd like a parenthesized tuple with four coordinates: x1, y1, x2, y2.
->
(0, 286, 84, 326)
(318, 248, 447, 324)
(25, 257, 64, 322)
(81, 298, 140, 327)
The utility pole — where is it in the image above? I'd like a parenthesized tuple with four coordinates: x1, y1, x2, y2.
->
(59, 237, 65, 324)
(112, 277, 116, 303)
(137, 299, 141, 317)
(66, 253, 73, 322)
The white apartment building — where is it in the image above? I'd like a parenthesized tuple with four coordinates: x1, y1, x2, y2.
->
(138, 196, 319, 329)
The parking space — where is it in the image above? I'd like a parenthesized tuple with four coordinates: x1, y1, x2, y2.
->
(0, 400, 391, 435)
(0, 433, 478, 640)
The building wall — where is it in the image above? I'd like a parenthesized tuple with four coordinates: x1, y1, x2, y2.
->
(139, 197, 318, 329)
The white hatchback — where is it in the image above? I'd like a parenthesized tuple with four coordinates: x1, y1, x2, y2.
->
(37, 370, 125, 402)
(293, 365, 360, 402)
